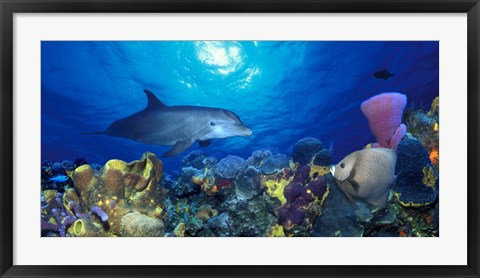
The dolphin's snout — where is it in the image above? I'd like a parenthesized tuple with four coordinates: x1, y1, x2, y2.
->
(244, 128, 253, 136)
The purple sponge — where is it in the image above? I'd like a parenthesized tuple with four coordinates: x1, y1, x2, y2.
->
(361, 92, 407, 149)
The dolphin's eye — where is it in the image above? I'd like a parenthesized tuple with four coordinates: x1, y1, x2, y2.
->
(340, 163, 345, 168)
(210, 121, 216, 126)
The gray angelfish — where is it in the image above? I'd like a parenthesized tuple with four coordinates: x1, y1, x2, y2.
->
(330, 148, 397, 208)
(87, 89, 252, 157)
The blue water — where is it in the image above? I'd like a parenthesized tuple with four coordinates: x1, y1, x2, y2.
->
(41, 41, 439, 172)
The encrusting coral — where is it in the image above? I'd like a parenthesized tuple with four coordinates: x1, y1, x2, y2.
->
(403, 96, 439, 172)
(268, 224, 286, 237)
(261, 168, 294, 205)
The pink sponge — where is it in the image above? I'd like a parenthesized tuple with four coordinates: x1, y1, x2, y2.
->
(361, 92, 407, 149)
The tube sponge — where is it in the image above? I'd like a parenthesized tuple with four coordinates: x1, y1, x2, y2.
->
(361, 92, 407, 149)
(68, 218, 106, 237)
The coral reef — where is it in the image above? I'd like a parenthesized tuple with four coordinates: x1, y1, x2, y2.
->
(247, 149, 273, 167)
(268, 224, 285, 237)
(361, 92, 407, 149)
(311, 174, 366, 237)
(120, 212, 165, 237)
(394, 139, 438, 207)
(191, 168, 218, 195)
(174, 167, 202, 197)
(195, 204, 218, 220)
(181, 150, 218, 170)
(277, 165, 329, 235)
(258, 154, 289, 175)
(361, 199, 439, 237)
(219, 192, 279, 236)
(41, 189, 91, 237)
(41, 94, 439, 238)
(214, 155, 248, 179)
(70, 152, 166, 236)
(41, 159, 76, 192)
(291, 137, 324, 165)
(234, 167, 261, 200)
(313, 148, 333, 167)
(173, 222, 186, 237)
(68, 218, 107, 237)
(403, 96, 439, 171)
(261, 168, 294, 205)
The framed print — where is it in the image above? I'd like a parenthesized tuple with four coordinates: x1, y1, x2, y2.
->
(1, 0, 479, 278)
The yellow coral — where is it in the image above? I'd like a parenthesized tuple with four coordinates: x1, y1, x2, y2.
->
(48, 217, 57, 225)
(261, 174, 293, 205)
(433, 123, 439, 132)
(71, 152, 165, 236)
(394, 192, 433, 208)
(422, 166, 438, 187)
(42, 190, 57, 203)
(429, 96, 439, 115)
(66, 170, 73, 179)
(192, 172, 217, 195)
(154, 207, 163, 218)
(268, 224, 285, 237)
(309, 164, 331, 177)
(68, 218, 107, 237)
(173, 223, 186, 237)
(70, 219, 88, 236)
(62, 188, 81, 215)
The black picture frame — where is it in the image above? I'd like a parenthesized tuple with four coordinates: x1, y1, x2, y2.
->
(1, 1, 479, 277)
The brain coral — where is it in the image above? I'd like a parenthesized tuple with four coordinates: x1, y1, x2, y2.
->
(291, 137, 325, 166)
(394, 139, 438, 207)
(214, 155, 248, 179)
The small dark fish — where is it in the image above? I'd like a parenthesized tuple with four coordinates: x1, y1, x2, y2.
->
(373, 69, 394, 80)
(48, 175, 69, 183)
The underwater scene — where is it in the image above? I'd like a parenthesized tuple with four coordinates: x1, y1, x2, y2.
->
(41, 41, 439, 237)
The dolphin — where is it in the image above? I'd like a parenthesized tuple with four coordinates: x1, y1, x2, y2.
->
(88, 89, 252, 157)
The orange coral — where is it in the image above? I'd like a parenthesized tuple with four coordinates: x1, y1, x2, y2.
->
(429, 149, 439, 165)
(192, 172, 217, 195)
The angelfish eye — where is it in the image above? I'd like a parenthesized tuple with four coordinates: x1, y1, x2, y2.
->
(210, 121, 216, 126)
(340, 163, 345, 168)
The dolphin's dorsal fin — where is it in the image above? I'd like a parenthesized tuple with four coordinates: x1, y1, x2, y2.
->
(144, 89, 167, 110)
